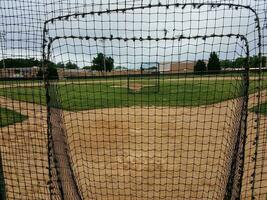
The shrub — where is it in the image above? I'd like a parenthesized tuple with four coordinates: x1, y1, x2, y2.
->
(92, 53, 114, 72)
(37, 66, 58, 79)
(207, 52, 221, 72)
(194, 60, 206, 73)
(65, 61, 78, 69)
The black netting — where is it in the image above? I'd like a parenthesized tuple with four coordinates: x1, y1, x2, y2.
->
(0, 1, 266, 200)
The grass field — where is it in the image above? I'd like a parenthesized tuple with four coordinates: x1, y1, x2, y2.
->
(0, 79, 265, 111)
(0, 77, 266, 199)
(0, 70, 266, 85)
(0, 107, 27, 127)
(251, 103, 267, 115)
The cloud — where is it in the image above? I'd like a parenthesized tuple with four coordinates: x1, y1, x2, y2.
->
(1, 0, 266, 68)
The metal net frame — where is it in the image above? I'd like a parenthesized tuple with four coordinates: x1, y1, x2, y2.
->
(0, 1, 266, 200)
(127, 62, 160, 94)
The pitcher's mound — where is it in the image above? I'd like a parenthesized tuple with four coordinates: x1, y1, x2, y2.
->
(112, 83, 156, 92)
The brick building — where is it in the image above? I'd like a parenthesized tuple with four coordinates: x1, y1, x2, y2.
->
(0, 67, 39, 78)
(159, 61, 196, 73)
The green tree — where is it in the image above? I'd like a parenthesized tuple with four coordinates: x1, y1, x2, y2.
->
(207, 52, 221, 71)
(83, 66, 92, 70)
(248, 56, 267, 68)
(222, 56, 266, 69)
(0, 58, 42, 68)
(220, 60, 233, 69)
(249, 56, 258, 68)
(194, 60, 206, 72)
(36, 65, 58, 79)
(262, 56, 267, 68)
(65, 61, 78, 69)
(233, 56, 264, 68)
(115, 66, 127, 70)
(91, 53, 114, 72)
(233, 57, 246, 68)
(105, 57, 114, 72)
(56, 62, 65, 68)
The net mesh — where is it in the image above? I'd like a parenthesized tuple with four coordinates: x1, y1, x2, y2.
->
(127, 62, 160, 93)
(0, 1, 266, 200)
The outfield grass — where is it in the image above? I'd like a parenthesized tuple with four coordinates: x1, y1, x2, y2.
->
(0, 107, 27, 127)
(0, 79, 266, 111)
(0, 70, 266, 85)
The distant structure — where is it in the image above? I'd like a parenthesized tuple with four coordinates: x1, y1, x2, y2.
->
(263, 54, 267, 68)
(0, 66, 39, 78)
(159, 61, 196, 73)
(0, 61, 203, 79)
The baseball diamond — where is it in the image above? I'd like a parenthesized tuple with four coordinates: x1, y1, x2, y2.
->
(0, 1, 267, 200)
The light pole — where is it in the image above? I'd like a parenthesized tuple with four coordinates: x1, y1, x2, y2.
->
(100, 39, 106, 72)
(0, 31, 6, 69)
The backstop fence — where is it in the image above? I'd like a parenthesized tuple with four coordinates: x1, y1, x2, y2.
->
(0, 1, 266, 199)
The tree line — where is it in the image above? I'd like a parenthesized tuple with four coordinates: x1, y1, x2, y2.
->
(0, 53, 115, 72)
(0, 58, 79, 69)
(1, 53, 266, 76)
(194, 52, 267, 73)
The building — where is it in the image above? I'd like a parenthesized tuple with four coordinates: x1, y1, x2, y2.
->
(159, 61, 196, 73)
(0, 66, 39, 78)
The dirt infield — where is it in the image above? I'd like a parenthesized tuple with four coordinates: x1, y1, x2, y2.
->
(0, 97, 49, 199)
(64, 104, 240, 199)
(0, 90, 266, 199)
(111, 83, 156, 91)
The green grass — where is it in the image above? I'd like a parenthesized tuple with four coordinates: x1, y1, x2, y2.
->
(0, 107, 27, 127)
(251, 103, 267, 115)
(0, 79, 266, 111)
(0, 70, 266, 85)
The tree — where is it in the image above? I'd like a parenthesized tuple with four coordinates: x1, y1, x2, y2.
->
(248, 55, 266, 68)
(91, 53, 104, 71)
(65, 61, 78, 69)
(233, 57, 246, 68)
(207, 52, 221, 71)
(105, 57, 114, 72)
(0, 58, 42, 68)
(194, 60, 206, 72)
(56, 62, 65, 68)
(233, 56, 263, 68)
(248, 56, 258, 68)
(83, 66, 92, 70)
(215, 56, 266, 69)
(262, 56, 267, 68)
(36, 65, 58, 79)
(91, 53, 114, 72)
(220, 60, 233, 69)
(114, 66, 127, 70)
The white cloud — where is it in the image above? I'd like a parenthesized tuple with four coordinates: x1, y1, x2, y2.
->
(0, 0, 266, 68)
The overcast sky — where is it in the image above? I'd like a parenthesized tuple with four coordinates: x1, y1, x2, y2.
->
(0, 0, 266, 68)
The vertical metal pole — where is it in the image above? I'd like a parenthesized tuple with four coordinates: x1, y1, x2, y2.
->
(0, 153, 6, 200)
(101, 39, 106, 72)
(0, 32, 6, 69)
(0, 32, 7, 200)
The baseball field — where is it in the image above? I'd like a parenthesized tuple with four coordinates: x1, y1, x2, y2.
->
(0, 76, 266, 199)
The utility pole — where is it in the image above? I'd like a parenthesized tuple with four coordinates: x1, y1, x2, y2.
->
(100, 39, 106, 72)
(0, 31, 6, 69)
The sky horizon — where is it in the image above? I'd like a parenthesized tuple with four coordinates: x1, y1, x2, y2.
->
(0, 0, 266, 69)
